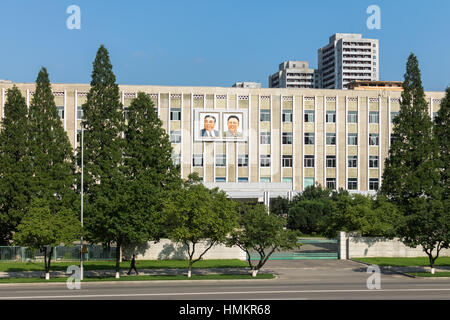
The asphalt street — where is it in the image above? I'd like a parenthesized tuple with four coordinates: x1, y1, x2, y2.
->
(0, 260, 449, 300)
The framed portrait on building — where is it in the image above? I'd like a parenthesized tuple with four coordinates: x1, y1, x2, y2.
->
(222, 112, 246, 141)
(195, 111, 221, 141)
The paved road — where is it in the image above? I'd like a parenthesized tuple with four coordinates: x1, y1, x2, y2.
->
(1, 260, 450, 301)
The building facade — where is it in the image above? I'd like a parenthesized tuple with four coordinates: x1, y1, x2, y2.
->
(269, 61, 318, 89)
(0, 83, 444, 202)
(318, 33, 379, 89)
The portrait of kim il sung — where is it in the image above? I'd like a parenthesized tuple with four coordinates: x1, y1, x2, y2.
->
(198, 112, 220, 140)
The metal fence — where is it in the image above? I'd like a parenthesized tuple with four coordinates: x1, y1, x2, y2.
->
(0, 245, 116, 262)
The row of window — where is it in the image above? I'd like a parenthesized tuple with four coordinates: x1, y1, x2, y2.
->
(206, 176, 379, 191)
(264, 110, 396, 124)
(189, 154, 379, 169)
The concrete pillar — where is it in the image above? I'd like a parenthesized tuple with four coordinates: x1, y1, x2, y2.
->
(264, 191, 270, 212)
(338, 231, 347, 260)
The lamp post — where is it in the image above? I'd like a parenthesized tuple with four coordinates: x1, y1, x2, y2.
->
(80, 126, 84, 281)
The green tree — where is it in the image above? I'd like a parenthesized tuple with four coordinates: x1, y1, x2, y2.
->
(287, 185, 334, 235)
(434, 87, 450, 200)
(120, 92, 181, 251)
(28, 67, 76, 212)
(0, 87, 32, 244)
(269, 196, 290, 217)
(81, 45, 129, 278)
(13, 198, 81, 280)
(380, 54, 448, 273)
(163, 174, 238, 278)
(229, 203, 300, 277)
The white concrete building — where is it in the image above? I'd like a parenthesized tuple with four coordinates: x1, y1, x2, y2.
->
(318, 33, 379, 89)
(269, 61, 318, 89)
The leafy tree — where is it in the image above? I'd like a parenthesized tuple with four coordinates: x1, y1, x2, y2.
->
(0, 87, 32, 244)
(163, 173, 238, 278)
(229, 203, 300, 277)
(380, 53, 448, 273)
(81, 45, 129, 278)
(269, 196, 290, 217)
(13, 198, 81, 280)
(318, 192, 398, 238)
(28, 67, 76, 212)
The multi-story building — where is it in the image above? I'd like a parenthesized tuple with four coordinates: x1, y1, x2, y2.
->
(318, 33, 379, 89)
(269, 61, 318, 89)
(347, 80, 403, 91)
(0, 83, 444, 204)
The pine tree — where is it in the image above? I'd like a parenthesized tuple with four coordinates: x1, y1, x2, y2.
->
(0, 87, 32, 244)
(381, 53, 441, 203)
(380, 54, 449, 273)
(28, 67, 76, 211)
(81, 45, 128, 278)
(434, 87, 450, 200)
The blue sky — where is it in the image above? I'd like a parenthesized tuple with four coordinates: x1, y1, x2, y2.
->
(1, 0, 449, 91)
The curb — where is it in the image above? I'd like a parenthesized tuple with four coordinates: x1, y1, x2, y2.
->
(349, 258, 416, 278)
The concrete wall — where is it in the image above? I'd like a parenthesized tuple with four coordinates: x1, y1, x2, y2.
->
(347, 236, 450, 258)
(122, 239, 246, 261)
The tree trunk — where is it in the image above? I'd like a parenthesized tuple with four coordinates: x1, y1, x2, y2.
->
(115, 242, 121, 279)
(188, 261, 193, 278)
(252, 269, 258, 277)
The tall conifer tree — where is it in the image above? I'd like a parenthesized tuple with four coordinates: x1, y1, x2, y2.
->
(380, 54, 449, 272)
(0, 87, 32, 244)
(28, 67, 76, 211)
(81, 45, 128, 278)
(434, 87, 450, 200)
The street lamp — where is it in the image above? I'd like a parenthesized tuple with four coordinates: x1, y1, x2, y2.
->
(80, 126, 84, 281)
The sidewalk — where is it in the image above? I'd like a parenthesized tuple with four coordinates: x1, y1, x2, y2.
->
(0, 267, 252, 279)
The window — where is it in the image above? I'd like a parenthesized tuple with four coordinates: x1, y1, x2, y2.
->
(390, 134, 399, 146)
(260, 177, 271, 182)
(326, 155, 336, 168)
(369, 178, 379, 191)
(304, 177, 314, 189)
(238, 177, 248, 182)
(369, 133, 379, 146)
(304, 110, 315, 122)
(170, 108, 181, 121)
(123, 107, 129, 120)
(348, 178, 358, 190)
(326, 178, 336, 190)
(348, 155, 357, 168)
(260, 155, 270, 167)
(260, 132, 271, 144)
(76, 129, 81, 143)
(326, 111, 336, 123)
(304, 132, 314, 145)
(260, 109, 270, 122)
(57, 106, 64, 120)
(282, 177, 293, 183)
(215, 177, 226, 182)
(282, 132, 293, 145)
(326, 133, 336, 145)
(304, 155, 314, 168)
(77, 107, 84, 120)
(216, 154, 226, 167)
(390, 112, 399, 123)
(170, 130, 181, 143)
(369, 156, 379, 168)
(347, 111, 357, 123)
(193, 154, 203, 167)
(282, 110, 292, 123)
(171, 153, 181, 166)
(369, 111, 379, 123)
(348, 133, 358, 145)
(433, 112, 438, 122)
(282, 155, 293, 168)
(238, 154, 248, 167)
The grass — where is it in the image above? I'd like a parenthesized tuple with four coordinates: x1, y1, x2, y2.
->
(0, 273, 274, 284)
(354, 257, 450, 267)
(407, 272, 450, 278)
(0, 259, 249, 272)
